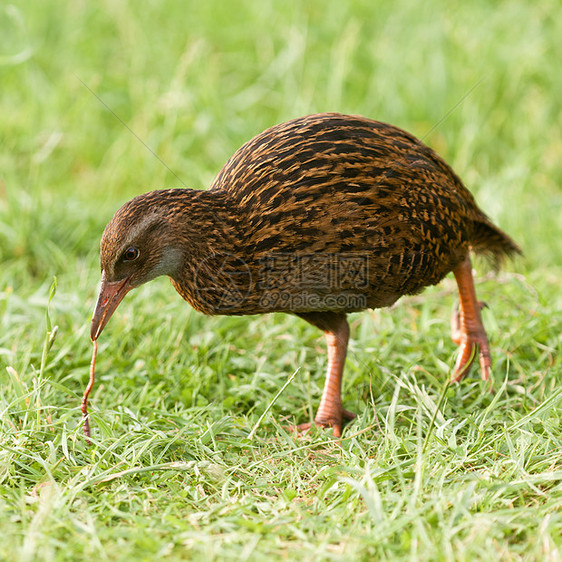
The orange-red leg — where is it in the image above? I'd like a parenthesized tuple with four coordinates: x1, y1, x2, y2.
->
(296, 312, 356, 437)
(451, 255, 491, 382)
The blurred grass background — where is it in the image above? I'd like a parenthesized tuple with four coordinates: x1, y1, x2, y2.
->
(0, 0, 561, 560)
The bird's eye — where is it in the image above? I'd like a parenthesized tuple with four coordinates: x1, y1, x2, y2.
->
(122, 247, 140, 262)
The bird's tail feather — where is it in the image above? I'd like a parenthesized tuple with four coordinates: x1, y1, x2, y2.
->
(470, 218, 522, 269)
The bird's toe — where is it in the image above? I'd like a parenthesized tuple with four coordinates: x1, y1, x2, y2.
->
(451, 332, 491, 382)
(293, 410, 356, 438)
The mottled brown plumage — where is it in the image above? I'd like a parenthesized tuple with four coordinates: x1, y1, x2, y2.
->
(91, 113, 520, 437)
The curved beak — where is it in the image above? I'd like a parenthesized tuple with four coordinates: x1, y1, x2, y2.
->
(90, 271, 133, 341)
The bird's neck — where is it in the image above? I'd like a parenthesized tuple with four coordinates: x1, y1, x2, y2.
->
(178, 188, 239, 248)
(166, 188, 247, 314)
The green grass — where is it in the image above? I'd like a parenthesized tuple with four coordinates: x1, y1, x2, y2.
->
(1, 0, 561, 560)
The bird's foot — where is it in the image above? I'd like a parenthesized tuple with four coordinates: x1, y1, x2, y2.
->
(450, 302, 491, 383)
(295, 409, 356, 438)
(450, 301, 487, 344)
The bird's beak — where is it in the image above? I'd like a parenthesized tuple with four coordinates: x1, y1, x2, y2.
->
(90, 271, 133, 341)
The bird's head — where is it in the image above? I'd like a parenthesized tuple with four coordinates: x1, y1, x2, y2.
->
(90, 193, 183, 341)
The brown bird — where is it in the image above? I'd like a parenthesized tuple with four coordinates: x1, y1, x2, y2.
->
(91, 113, 520, 437)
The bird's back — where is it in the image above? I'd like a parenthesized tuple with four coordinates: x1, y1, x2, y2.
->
(208, 113, 516, 311)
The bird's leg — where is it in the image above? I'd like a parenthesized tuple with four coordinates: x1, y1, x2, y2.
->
(451, 255, 491, 382)
(296, 312, 356, 437)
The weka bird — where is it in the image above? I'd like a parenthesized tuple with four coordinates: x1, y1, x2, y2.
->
(91, 113, 520, 437)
